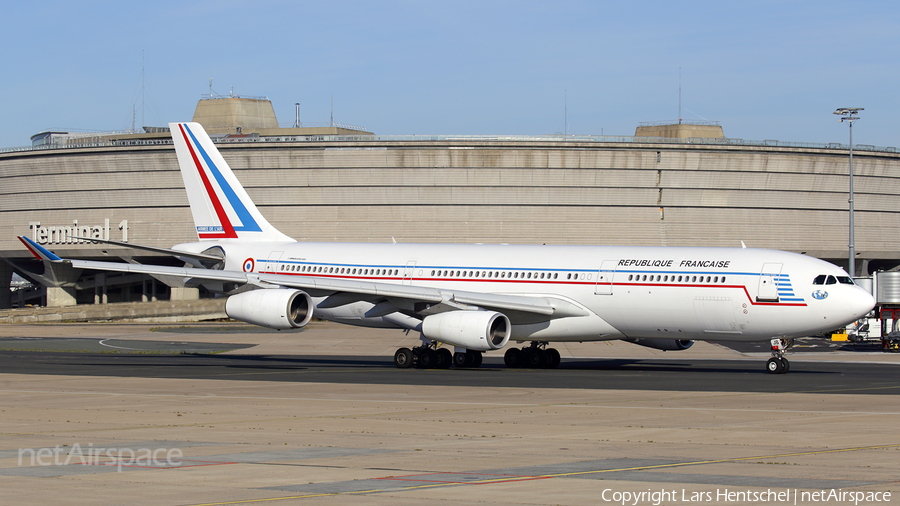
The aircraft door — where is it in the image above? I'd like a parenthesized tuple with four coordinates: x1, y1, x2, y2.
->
(403, 261, 416, 285)
(265, 251, 283, 273)
(595, 259, 618, 295)
(757, 263, 782, 302)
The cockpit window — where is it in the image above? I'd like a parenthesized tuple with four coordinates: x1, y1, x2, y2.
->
(813, 275, 827, 285)
(837, 276, 855, 285)
(825, 275, 837, 285)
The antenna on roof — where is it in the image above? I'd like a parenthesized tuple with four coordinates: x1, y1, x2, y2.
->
(678, 67, 682, 125)
(294, 103, 301, 128)
(141, 50, 145, 129)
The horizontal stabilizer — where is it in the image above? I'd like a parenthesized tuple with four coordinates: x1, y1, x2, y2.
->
(66, 236, 225, 264)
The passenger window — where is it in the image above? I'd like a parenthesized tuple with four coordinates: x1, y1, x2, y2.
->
(813, 274, 827, 285)
(826, 275, 837, 285)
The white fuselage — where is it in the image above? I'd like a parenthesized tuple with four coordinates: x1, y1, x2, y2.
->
(181, 240, 875, 344)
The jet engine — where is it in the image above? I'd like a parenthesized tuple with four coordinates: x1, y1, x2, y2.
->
(421, 310, 511, 352)
(225, 289, 313, 330)
(626, 338, 694, 351)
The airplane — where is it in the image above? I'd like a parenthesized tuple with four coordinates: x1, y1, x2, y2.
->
(18, 122, 876, 374)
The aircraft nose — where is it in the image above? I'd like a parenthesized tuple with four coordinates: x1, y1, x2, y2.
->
(849, 287, 876, 319)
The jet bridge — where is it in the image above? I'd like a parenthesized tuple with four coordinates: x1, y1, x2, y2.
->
(856, 272, 900, 352)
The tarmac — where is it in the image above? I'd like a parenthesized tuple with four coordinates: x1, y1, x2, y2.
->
(1, 321, 899, 506)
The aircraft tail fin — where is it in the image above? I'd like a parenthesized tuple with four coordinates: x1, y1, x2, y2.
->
(169, 122, 293, 242)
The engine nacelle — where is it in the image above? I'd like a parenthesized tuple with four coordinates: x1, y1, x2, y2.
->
(225, 289, 313, 330)
(626, 338, 694, 351)
(421, 311, 510, 352)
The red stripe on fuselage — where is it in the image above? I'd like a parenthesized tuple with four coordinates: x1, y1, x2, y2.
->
(178, 124, 237, 239)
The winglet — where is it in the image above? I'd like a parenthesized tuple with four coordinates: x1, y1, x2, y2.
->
(169, 122, 293, 243)
(18, 236, 63, 262)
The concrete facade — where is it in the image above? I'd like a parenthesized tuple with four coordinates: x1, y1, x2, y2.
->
(2, 136, 900, 306)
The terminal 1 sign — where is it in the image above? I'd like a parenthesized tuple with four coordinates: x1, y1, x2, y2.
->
(28, 219, 128, 245)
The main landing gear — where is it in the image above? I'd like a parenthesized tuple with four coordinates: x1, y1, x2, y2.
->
(766, 338, 793, 374)
(504, 342, 561, 369)
(393, 340, 483, 369)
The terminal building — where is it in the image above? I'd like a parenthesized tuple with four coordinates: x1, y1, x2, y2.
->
(2, 96, 900, 309)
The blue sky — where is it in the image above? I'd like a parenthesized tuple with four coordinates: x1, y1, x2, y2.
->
(1, 0, 897, 148)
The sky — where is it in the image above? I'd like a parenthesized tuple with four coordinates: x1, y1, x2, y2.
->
(1, 0, 897, 148)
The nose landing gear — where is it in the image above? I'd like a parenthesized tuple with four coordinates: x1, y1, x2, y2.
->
(766, 338, 792, 374)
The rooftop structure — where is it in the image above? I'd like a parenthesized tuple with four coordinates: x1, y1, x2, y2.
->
(635, 120, 724, 139)
(28, 96, 373, 148)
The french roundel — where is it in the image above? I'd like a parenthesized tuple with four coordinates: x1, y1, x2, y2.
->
(243, 258, 255, 272)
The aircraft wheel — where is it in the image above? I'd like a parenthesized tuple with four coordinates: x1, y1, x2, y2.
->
(438, 348, 453, 369)
(470, 351, 483, 368)
(453, 351, 469, 368)
(545, 348, 561, 369)
(417, 349, 435, 369)
(504, 348, 523, 368)
(394, 348, 414, 369)
(524, 348, 543, 368)
(780, 357, 790, 374)
(432, 349, 446, 368)
(766, 357, 783, 374)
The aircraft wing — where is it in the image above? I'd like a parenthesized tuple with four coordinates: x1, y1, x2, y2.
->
(19, 236, 584, 320)
(261, 273, 586, 318)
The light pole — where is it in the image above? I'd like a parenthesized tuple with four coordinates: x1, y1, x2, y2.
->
(834, 107, 863, 277)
